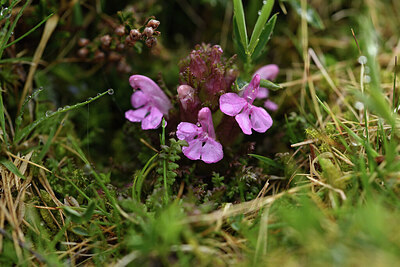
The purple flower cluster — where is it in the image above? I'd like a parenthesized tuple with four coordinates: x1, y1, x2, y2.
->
(125, 45, 279, 164)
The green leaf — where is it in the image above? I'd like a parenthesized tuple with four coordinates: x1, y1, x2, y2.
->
(233, 17, 247, 62)
(249, 154, 284, 170)
(0, 158, 26, 179)
(260, 78, 282, 91)
(14, 89, 110, 144)
(81, 201, 96, 222)
(286, 0, 324, 30)
(233, 0, 248, 51)
(62, 201, 95, 224)
(0, 90, 8, 146)
(248, 0, 275, 54)
(4, 13, 54, 49)
(71, 226, 90, 236)
(251, 13, 278, 61)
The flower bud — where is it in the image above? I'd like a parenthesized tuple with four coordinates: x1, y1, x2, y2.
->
(100, 35, 112, 48)
(94, 50, 105, 61)
(143, 27, 154, 38)
(108, 51, 121, 62)
(125, 35, 135, 46)
(147, 19, 160, 29)
(78, 38, 89, 47)
(129, 29, 141, 40)
(145, 37, 157, 48)
(115, 25, 125, 36)
(77, 47, 89, 58)
(116, 42, 125, 51)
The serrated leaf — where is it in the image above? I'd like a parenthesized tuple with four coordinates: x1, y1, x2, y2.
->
(0, 158, 26, 179)
(251, 14, 278, 61)
(249, 0, 275, 54)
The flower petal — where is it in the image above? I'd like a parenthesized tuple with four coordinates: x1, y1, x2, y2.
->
(201, 138, 223, 163)
(235, 109, 252, 135)
(176, 122, 199, 141)
(131, 90, 150, 108)
(243, 74, 260, 104)
(198, 107, 216, 139)
(182, 139, 202, 161)
(250, 106, 273, 133)
(141, 106, 163, 129)
(219, 93, 247, 116)
(264, 99, 278, 111)
(257, 87, 269, 99)
(254, 64, 279, 80)
(129, 75, 172, 115)
(125, 106, 149, 122)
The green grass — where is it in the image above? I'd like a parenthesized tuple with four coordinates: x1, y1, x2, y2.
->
(1, 0, 400, 266)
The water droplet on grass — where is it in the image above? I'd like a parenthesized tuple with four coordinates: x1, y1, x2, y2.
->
(108, 88, 114, 95)
(45, 111, 53, 117)
(358, 56, 367, 65)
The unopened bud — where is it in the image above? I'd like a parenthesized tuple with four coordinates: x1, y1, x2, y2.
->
(143, 27, 154, 38)
(147, 19, 160, 29)
(125, 35, 135, 46)
(78, 38, 89, 47)
(108, 51, 121, 62)
(116, 42, 125, 51)
(145, 37, 157, 48)
(94, 50, 105, 61)
(115, 25, 125, 36)
(77, 47, 89, 58)
(129, 29, 141, 40)
(100, 35, 112, 47)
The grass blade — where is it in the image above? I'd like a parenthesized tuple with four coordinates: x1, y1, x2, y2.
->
(0, 0, 31, 59)
(4, 13, 54, 49)
(248, 0, 274, 54)
(14, 89, 110, 144)
(0, 89, 9, 146)
(286, 0, 324, 30)
(249, 153, 284, 170)
(0, 158, 26, 179)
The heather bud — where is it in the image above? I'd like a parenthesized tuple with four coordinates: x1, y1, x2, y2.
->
(108, 51, 121, 62)
(125, 35, 135, 46)
(147, 19, 160, 29)
(145, 37, 157, 48)
(143, 27, 154, 38)
(116, 42, 125, 51)
(78, 38, 89, 47)
(77, 47, 89, 58)
(115, 25, 125, 36)
(94, 50, 105, 61)
(129, 29, 141, 40)
(100, 35, 112, 48)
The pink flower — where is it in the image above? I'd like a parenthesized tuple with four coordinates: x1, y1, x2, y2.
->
(254, 64, 279, 111)
(176, 107, 223, 164)
(125, 75, 172, 129)
(219, 74, 273, 135)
